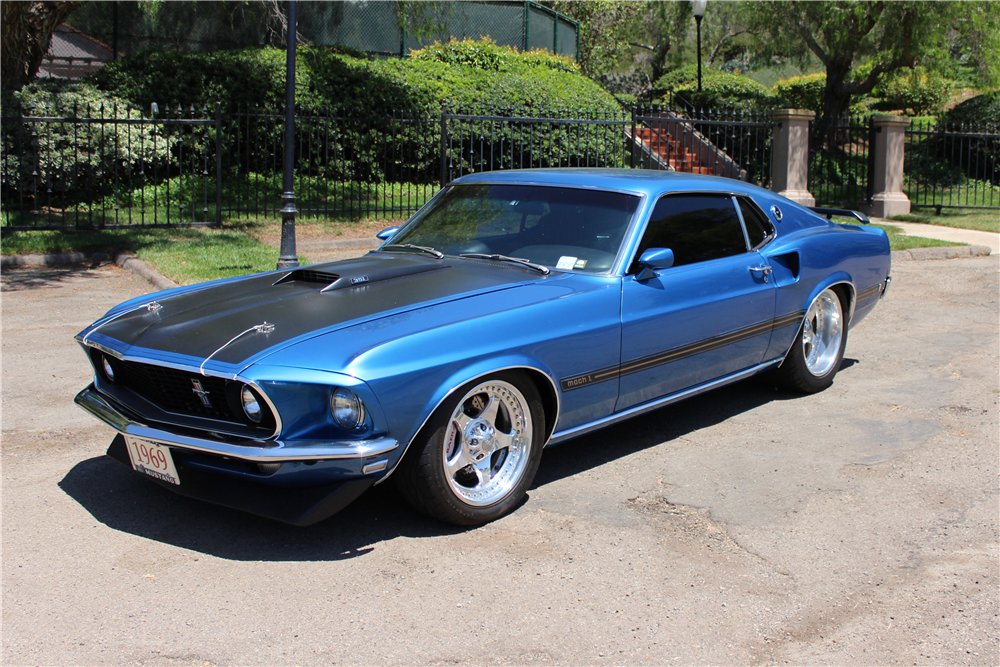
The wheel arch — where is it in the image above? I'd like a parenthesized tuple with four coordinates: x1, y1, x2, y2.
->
(778, 277, 856, 364)
(377, 360, 560, 485)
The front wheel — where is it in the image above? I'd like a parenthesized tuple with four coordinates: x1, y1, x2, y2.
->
(394, 371, 545, 526)
(771, 288, 848, 393)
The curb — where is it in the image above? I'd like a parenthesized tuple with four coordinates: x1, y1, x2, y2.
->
(891, 245, 992, 262)
(1, 250, 178, 291)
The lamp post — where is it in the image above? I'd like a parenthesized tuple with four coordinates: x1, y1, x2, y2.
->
(277, 0, 299, 270)
(692, 0, 707, 92)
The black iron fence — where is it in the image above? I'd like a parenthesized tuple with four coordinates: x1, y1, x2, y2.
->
(2, 103, 774, 230)
(810, 115, 875, 209)
(904, 118, 999, 211)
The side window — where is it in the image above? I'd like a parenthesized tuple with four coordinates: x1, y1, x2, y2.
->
(631, 194, 748, 272)
(737, 197, 774, 249)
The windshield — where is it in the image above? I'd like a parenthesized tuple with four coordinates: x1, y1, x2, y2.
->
(388, 184, 641, 274)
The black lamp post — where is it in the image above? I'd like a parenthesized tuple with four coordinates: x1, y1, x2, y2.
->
(277, 0, 299, 270)
(693, 0, 707, 92)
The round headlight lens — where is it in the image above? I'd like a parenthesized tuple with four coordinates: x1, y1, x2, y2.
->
(241, 386, 262, 423)
(331, 387, 365, 430)
(101, 355, 115, 382)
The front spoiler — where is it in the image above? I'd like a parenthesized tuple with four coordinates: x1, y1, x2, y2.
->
(106, 435, 374, 526)
(75, 384, 399, 462)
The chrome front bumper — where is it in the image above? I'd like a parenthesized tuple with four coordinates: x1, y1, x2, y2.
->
(75, 385, 399, 462)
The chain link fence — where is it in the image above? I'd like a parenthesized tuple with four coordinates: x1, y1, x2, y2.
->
(40, 1, 578, 81)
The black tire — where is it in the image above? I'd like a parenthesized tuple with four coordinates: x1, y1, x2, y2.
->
(394, 371, 545, 526)
(771, 287, 848, 394)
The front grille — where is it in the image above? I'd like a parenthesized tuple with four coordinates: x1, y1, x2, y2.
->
(92, 350, 275, 431)
(119, 361, 231, 419)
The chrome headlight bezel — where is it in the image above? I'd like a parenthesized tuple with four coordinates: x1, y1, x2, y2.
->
(241, 385, 263, 423)
(331, 387, 366, 431)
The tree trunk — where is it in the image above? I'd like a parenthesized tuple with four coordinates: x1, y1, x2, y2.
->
(819, 60, 853, 153)
(1, 1, 78, 92)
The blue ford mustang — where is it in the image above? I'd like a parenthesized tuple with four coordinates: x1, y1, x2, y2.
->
(75, 169, 891, 526)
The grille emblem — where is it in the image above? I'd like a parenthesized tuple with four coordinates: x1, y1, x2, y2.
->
(191, 379, 212, 407)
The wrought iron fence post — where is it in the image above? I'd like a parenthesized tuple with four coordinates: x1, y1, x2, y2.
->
(866, 116, 876, 206)
(630, 106, 636, 169)
(440, 103, 448, 187)
(215, 102, 223, 226)
(276, 0, 299, 270)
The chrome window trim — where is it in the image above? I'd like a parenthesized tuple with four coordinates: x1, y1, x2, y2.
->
(622, 190, 758, 274)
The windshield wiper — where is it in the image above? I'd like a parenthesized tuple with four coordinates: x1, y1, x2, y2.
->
(381, 243, 444, 259)
(460, 253, 550, 275)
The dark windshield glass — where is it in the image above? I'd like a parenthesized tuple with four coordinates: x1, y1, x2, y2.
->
(390, 184, 640, 274)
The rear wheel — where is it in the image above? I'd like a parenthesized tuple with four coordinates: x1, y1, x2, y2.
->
(772, 288, 848, 393)
(394, 371, 545, 526)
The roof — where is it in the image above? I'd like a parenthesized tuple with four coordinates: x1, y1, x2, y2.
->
(449, 168, 775, 199)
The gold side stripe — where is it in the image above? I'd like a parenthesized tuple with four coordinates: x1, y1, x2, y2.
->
(857, 284, 881, 300)
(560, 310, 807, 392)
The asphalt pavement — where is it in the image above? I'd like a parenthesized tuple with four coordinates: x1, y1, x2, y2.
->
(1, 253, 998, 666)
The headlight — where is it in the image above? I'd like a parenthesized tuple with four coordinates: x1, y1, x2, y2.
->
(241, 386, 263, 423)
(331, 387, 365, 430)
(101, 355, 115, 382)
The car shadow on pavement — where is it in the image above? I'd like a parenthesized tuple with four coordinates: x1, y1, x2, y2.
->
(0, 263, 111, 291)
(58, 374, 849, 562)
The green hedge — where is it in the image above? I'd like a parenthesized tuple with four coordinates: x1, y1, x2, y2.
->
(1, 81, 176, 203)
(944, 90, 1000, 126)
(92, 40, 615, 114)
(872, 68, 950, 116)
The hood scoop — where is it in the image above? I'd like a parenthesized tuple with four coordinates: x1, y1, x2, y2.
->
(274, 262, 448, 292)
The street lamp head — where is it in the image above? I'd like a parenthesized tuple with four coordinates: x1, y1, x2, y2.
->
(692, 0, 708, 18)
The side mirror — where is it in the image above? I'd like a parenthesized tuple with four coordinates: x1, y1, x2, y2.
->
(376, 226, 399, 241)
(636, 248, 674, 281)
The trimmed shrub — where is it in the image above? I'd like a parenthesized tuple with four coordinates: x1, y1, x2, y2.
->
(1, 81, 177, 204)
(943, 90, 1000, 127)
(874, 68, 950, 116)
(770, 73, 825, 113)
(653, 65, 772, 112)
(409, 37, 578, 74)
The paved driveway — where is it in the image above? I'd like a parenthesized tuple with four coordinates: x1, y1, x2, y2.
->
(2, 255, 997, 666)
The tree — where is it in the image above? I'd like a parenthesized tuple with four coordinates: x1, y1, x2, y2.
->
(740, 1, 999, 148)
(1, 1, 78, 91)
(547, 1, 645, 78)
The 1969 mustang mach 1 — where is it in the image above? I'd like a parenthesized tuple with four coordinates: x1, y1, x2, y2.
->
(75, 169, 891, 526)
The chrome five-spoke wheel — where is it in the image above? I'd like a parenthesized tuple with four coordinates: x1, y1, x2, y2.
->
(443, 380, 532, 506)
(394, 371, 545, 525)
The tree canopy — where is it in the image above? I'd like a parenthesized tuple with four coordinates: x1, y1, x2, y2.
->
(739, 1, 999, 144)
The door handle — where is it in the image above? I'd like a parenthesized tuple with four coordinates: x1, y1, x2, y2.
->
(749, 265, 773, 283)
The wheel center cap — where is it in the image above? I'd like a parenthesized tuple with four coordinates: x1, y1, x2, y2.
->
(465, 420, 495, 462)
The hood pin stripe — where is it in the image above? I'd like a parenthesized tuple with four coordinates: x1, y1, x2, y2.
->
(199, 322, 275, 376)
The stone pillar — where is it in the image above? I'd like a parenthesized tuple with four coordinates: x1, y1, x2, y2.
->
(771, 109, 815, 206)
(863, 115, 911, 218)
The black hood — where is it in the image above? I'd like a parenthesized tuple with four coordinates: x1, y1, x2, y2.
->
(84, 253, 545, 369)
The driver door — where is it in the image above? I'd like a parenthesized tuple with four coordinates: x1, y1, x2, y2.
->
(617, 194, 776, 412)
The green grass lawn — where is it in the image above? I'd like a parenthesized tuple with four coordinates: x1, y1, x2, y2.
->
(890, 208, 999, 234)
(0, 222, 304, 285)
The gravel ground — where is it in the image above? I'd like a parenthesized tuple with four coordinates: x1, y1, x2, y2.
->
(2, 254, 997, 666)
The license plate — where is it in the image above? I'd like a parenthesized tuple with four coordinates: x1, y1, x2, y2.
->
(124, 436, 180, 485)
